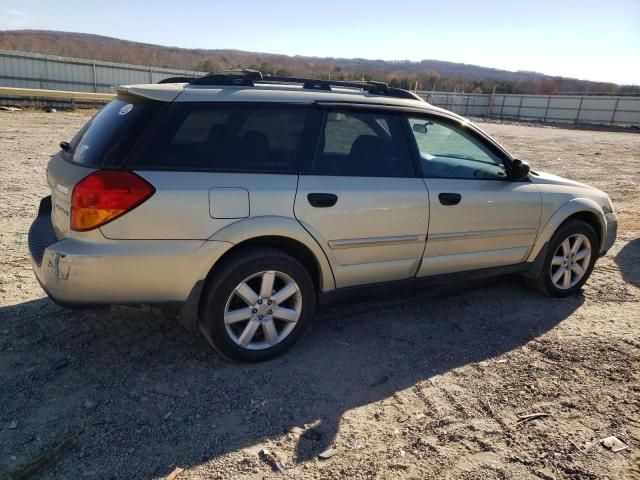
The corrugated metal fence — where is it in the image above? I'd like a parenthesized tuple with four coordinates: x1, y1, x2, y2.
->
(1, 50, 638, 127)
(0, 49, 204, 93)
(420, 91, 640, 127)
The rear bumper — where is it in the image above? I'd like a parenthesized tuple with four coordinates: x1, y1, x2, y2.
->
(28, 197, 231, 306)
(601, 212, 618, 256)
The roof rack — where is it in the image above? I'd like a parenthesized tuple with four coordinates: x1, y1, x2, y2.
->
(177, 70, 424, 101)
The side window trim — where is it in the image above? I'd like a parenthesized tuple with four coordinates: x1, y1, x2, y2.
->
(398, 114, 424, 178)
(305, 108, 329, 174)
(403, 113, 512, 181)
(303, 107, 418, 178)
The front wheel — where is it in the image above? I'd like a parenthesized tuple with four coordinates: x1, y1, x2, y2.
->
(199, 248, 316, 362)
(527, 219, 598, 297)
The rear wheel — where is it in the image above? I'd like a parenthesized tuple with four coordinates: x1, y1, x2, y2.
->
(527, 219, 598, 297)
(199, 248, 315, 362)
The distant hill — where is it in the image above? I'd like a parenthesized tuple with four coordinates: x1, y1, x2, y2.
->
(0, 30, 634, 94)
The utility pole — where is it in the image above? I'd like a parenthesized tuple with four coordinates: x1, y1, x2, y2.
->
(328, 59, 332, 80)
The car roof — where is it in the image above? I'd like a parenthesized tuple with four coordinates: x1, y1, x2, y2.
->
(117, 82, 464, 121)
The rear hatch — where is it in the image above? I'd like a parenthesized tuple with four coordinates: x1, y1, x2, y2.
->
(47, 94, 164, 238)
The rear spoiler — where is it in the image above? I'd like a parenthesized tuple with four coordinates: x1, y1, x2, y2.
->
(114, 84, 184, 102)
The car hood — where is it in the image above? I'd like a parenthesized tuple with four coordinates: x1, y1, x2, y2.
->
(529, 171, 594, 190)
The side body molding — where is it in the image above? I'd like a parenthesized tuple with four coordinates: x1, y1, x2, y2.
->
(208, 215, 336, 292)
(527, 197, 607, 261)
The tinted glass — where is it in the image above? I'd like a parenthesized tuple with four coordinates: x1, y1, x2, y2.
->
(311, 110, 414, 177)
(67, 95, 162, 167)
(131, 104, 319, 172)
(408, 117, 507, 180)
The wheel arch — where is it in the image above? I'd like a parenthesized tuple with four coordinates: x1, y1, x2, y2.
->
(177, 217, 335, 332)
(527, 198, 605, 263)
(207, 216, 336, 293)
(565, 211, 603, 249)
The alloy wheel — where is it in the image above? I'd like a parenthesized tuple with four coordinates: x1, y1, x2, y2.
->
(223, 270, 302, 350)
(550, 233, 592, 289)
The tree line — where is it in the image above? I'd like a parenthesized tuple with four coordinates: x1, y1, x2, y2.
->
(195, 58, 639, 95)
(2, 31, 637, 95)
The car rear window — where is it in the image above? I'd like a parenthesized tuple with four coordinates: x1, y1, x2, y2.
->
(129, 103, 321, 173)
(66, 95, 163, 167)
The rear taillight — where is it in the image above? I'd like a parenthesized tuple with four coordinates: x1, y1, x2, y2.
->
(71, 170, 155, 231)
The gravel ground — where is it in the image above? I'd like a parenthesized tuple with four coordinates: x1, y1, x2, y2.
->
(0, 111, 639, 480)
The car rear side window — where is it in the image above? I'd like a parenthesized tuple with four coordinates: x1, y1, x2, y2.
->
(66, 95, 162, 167)
(310, 110, 414, 177)
(130, 104, 321, 173)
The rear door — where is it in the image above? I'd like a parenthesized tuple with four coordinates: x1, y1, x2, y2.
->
(294, 108, 429, 288)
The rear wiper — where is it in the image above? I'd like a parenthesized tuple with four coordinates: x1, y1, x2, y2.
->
(59, 141, 73, 153)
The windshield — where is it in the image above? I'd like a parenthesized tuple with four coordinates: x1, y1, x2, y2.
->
(66, 95, 162, 167)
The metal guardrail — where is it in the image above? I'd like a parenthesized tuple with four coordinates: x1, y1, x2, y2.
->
(0, 86, 114, 109)
(0, 87, 114, 101)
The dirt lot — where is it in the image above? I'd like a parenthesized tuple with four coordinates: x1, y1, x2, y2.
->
(0, 111, 639, 480)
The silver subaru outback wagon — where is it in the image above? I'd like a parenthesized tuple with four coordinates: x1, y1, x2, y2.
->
(28, 71, 618, 362)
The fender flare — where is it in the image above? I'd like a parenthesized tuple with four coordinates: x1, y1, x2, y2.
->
(527, 198, 606, 262)
(208, 215, 336, 292)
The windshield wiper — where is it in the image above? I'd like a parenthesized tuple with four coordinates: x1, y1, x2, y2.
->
(435, 152, 476, 160)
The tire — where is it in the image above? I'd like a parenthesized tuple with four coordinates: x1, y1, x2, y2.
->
(527, 219, 598, 297)
(199, 247, 316, 362)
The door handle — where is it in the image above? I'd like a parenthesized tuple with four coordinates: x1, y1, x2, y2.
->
(438, 193, 461, 206)
(307, 193, 338, 208)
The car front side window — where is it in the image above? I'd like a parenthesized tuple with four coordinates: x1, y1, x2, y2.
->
(407, 117, 507, 180)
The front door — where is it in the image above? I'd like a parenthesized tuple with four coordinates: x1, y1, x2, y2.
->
(294, 109, 429, 288)
(404, 115, 542, 276)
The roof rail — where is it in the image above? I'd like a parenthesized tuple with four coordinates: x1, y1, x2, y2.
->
(185, 70, 424, 101)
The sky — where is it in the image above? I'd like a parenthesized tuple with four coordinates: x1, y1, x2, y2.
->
(0, 0, 639, 85)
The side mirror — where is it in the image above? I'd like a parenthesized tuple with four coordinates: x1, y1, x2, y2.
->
(509, 159, 530, 180)
(413, 123, 428, 134)
(412, 121, 434, 134)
